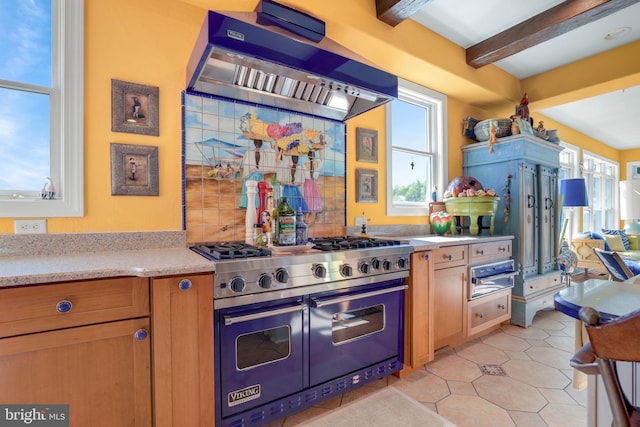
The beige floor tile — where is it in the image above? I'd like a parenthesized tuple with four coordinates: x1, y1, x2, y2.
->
(473, 375, 547, 412)
(392, 370, 451, 403)
(426, 353, 483, 382)
(545, 334, 576, 352)
(437, 394, 515, 427)
(539, 403, 588, 427)
(525, 338, 552, 347)
(455, 341, 510, 365)
(508, 410, 549, 427)
(525, 346, 573, 370)
(504, 350, 532, 360)
(447, 380, 477, 396)
(501, 324, 550, 340)
(482, 331, 530, 352)
(530, 317, 567, 331)
(565, 383, 589, 406)
(502, 359, 571, 389)
(538, 387, 582, 405)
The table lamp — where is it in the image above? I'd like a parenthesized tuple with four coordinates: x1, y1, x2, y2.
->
(619, 180, 640, 234)
(558, 178, 589, 245)
(558, 178, 589, 286)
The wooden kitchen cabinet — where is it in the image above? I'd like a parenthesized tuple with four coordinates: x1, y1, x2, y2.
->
(0, 277, 152, 426)
(401, 250, 434, 376)
(467, 288, 511, 337)
(151, 273, 214, 427)
(433, 262, 468, 350)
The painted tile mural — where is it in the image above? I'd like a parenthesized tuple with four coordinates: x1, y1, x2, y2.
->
(183, 92, 347, 243)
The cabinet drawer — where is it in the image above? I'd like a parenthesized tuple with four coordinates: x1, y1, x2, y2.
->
(0, 277, 149, 338)
(469, 240, 512, 265)
(432, 245, 468, 270)
(468, 290, 511, 335)
(523, 271, 562, 296)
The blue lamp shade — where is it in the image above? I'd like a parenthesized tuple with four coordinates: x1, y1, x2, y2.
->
(559, 178, 589, 208)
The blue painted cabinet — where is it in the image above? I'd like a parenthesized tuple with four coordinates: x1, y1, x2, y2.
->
(462, 135, 564, 327)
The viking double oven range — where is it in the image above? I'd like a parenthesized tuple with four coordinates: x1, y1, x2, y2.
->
(191, 237, 412, 426)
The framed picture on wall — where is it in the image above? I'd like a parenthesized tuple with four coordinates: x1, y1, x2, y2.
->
(356, 128, 378, 163)
(110, 143, 159, 196)
(111, 79, 159, 136)
(356, 168, 378, 203)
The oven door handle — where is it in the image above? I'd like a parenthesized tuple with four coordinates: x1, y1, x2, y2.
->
(223, 303, 307, 325)
(473, 271, 517, 284)
(311, 285, 408, 308)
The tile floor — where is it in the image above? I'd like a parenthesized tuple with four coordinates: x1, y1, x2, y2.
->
(267, 307, 587, 427)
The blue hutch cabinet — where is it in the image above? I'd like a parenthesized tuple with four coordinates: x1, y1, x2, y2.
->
(462, 135, 564, 327)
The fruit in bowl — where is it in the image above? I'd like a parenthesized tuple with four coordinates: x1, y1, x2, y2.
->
(430, 211, 453, 236)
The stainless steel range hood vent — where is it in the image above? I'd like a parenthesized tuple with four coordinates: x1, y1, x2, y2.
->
(187, 1, 398, 121)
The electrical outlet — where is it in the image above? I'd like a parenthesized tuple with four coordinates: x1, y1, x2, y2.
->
(14, 219, 47, 235)
(355, 216, 367, 227)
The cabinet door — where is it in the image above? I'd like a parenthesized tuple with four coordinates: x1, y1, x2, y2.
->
(0, 318, 151, 426)
(537, 165, 557, 274)
(405, 251, 434, 369)
(433, 265, 467, 350)
(151, 274, 214, 427)
(520, 163, 539, 277)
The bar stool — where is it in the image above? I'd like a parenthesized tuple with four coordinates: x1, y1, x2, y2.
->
(571, 306, 640, 427)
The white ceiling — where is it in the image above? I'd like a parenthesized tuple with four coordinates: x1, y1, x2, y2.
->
(411, 0, 640, 150)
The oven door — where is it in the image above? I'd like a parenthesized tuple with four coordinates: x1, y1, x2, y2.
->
(216, 297, 306, 418)
(308, 279, 406, 386)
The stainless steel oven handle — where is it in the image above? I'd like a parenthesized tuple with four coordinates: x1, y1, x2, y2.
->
(311, 285, 408, 308)
(223, 303, 307, 325)
(474, 271, 517, 284)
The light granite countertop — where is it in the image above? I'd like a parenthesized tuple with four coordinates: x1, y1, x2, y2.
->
(0, 230, 513, 288)
(0, 231, 214, 287)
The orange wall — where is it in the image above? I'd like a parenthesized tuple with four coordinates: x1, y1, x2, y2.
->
(0, 0, 633, 233)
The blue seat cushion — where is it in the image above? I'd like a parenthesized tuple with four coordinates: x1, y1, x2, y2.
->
(601, 228, 631, 250)
(624, 259, 640, 276)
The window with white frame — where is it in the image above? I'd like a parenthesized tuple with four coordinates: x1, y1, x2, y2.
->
(0, 0, 84, 217)
(385, 79, 447, 216)
(558, 142, 580, 237)
(582, 151, 619, 232)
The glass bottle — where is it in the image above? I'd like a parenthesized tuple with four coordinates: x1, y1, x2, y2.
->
(295, 208, 308, 245)
(275, 197, 296, 246)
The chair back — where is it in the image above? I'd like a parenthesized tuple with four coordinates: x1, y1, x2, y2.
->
(579, 306, 640, 427)
(592, 247, 634, 282)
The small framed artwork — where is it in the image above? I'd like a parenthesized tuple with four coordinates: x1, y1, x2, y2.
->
(110, 143, 159, 196)
(111, 79, 159, 136)
(356, 128, 378, 163)
(516, 118, 534, 135)
(356, 168, 378, 203)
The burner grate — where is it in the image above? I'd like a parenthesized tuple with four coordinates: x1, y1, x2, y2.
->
(310, 236, 401, 252)
(191, 242, 271, 260)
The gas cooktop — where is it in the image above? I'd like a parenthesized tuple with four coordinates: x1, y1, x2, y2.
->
(191, 241, 271, 260)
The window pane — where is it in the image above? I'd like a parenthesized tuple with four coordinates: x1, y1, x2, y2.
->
(0, 0, 52, 86)
(390, 99, 427, 152)
(0, 88, 50, 190)
(391, 151, 429, 203)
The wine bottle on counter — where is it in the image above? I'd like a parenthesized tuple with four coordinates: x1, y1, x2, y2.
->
(275, 197, 296, 246)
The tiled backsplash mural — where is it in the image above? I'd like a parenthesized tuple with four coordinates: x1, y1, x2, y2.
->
(183, 92, 347, 243)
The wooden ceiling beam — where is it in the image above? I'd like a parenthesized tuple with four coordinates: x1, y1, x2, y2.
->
(376, 0, 433, 27)
(467, 0, 640, 69)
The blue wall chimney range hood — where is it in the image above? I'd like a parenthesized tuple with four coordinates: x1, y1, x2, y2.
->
(186, 0, 398, 122)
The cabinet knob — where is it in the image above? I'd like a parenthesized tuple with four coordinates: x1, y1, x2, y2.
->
(134, 329, 148, 341)
(478, 250, 484, 255)
(498, 304, 506, 310)
(423, 253, 429, 261)
(477, 313, 484, 318)
(179, 279, 192, 291)
(56, 299, 73, 313)
(447, 254, 452, 261)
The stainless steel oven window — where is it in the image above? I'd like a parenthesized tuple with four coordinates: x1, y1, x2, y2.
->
(331, 304, 385, 344)
(236, 326, 291, 370)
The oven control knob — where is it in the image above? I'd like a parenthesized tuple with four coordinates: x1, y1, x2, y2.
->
(371, 258, 381, 270)
(229, 276, 246, 293)
(257, 273, 272, 289)
(359, 261, 371, 274)
(312, 264, 327, 278)
(382, 259, 392, 271)
(340, 264, 353, 277)
(397, 257, 409, 269)
(274, 268, 289, 283)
